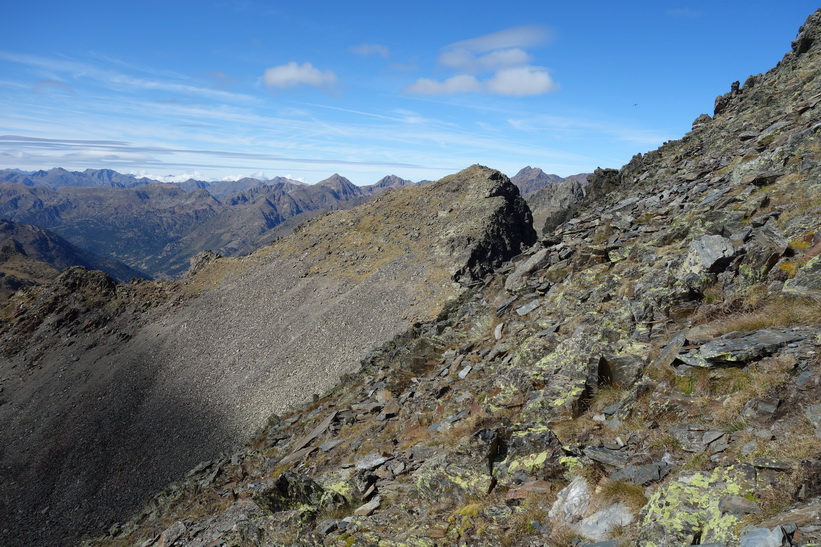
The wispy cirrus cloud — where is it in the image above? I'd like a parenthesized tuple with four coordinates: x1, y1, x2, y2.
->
(349, 43, 390, 58)
(262, 62, 337, 90)
(403, 25, 558, 97)
(0, 51, 258, 104)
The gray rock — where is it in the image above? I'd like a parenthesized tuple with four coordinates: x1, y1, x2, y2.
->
(653, 333, 687, 368)
(742, 397, 780, 421)
(740, 526, 788, 547)
(353, 495, 381, 516)
(574, 502, 633, 541)
(548, 476, 591, 524)
(515, 298, 541, 316)
(355, 454, 391, 471)
(316, 519, 340, 534)
(719, 495, 760, 515)
(670, 424, 727, 452)
(680, 234, 736, 276)
(505, 248, 550, 292)
(584, 446, 630, 468)
(611, 461, 671, 484)
(677, 329, 804, 367)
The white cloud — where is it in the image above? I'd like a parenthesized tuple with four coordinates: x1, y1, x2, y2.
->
(439, 48, 531, 73)
(262, 62, 337, 90)
(405, 25, 558, 97)
(350, 43, 390, 58)
(127, 170, 205, 182)
(403, 74, 483, 95)
(404, 66, 558, 97)
(447, 25, 552, 53)
(486, 66, 559, 96)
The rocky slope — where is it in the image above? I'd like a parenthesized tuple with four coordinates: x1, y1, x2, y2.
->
(0, 166, 534, 546)
(78, 10, 821, 547)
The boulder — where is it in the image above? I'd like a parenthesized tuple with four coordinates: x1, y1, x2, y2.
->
(680, 234, 736, 276)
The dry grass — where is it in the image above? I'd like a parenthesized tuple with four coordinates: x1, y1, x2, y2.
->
(589, 385, 627, 412)
(699, 295, 821, 337)
(599, 479, 648, 514)
(500, 493, 553, 547)
(709, 356, 794, 426)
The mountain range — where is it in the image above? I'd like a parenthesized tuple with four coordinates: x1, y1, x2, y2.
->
(0, 167, 570, 280)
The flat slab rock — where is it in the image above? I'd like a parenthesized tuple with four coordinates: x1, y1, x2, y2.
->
(677, 328, 804, 367)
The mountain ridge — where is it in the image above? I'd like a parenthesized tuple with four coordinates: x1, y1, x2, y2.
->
(74, 9, 821, 546)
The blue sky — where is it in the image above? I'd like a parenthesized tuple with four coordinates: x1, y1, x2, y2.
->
(0, 1, 817, 185)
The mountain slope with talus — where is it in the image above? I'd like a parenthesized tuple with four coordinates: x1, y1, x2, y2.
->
(82, 10, 821, 547)
(0, 165, 534, 547)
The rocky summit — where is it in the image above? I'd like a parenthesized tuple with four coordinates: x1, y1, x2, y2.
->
(0, 165, 533, 547)
(4, 10, 821, 547)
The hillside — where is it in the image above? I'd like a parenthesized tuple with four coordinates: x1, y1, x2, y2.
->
(0, 166, 534, 546)
(75, 9, 821, 547)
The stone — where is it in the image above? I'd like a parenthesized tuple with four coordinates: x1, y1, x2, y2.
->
(574, 503, 634, 541)
(583, 446, 630, 468)
(740, 526, 788, 547)
(680, 234, 736, 276)
(354, 496, 381, 516)
(670, 424, 726, 452)
(505, 248, 550, 292)
(319, 439, 343, 453)
(677, 329, 804, 367)
(516, 299, 541, 316)
(548, 476, 591, 525)
(610, 461, 671, 484)
(719, 495, 760, 515)
(355, 454, 392, 471)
